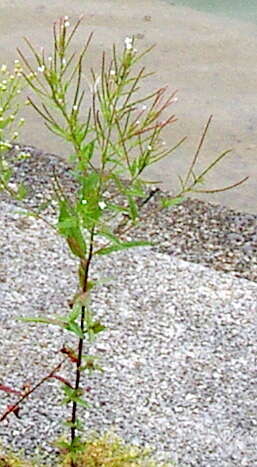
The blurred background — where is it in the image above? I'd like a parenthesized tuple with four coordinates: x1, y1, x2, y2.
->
(1, 0, 256, 212)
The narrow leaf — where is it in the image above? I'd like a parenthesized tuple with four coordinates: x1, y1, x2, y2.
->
(88, 321, 106, 335)
(75, 397, 90, 408)
(96, 240, 151, 255)
(65, 321, 84, 339)
(161, 196, 185, 209)
(20, 317, 66, 328)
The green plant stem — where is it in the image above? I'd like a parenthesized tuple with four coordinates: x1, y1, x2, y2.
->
(70, 227, 95, 450)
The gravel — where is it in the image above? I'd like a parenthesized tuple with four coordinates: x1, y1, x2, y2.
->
(1, 144, 257, 282)
(1, 146, 257, 466)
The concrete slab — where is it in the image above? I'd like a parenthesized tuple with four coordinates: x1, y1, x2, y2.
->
(1, 0, 256, 213)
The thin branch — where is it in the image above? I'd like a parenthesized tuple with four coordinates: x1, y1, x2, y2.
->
(183, 115, 213, 187)
(192, 175, 249, 193)
(0, 359, 66, 422)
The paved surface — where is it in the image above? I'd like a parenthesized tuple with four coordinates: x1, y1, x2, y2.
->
(1, 0, 257, 213)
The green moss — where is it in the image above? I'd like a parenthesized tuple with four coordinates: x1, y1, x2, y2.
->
(59, 433, 172, 466)
(0, 433, 174, 467)
(0, 449, 33, 467)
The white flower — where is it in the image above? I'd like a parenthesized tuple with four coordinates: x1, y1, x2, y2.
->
(64, 20, 70, 28)
(9, 182, 18, 190)
(72, 105, 78, 111)
(98, 201, 106, 210)
(142, 105, 147, 111)
(110, 70, 116, 76)
(48, 56, 53, 62)
(62, 58, 66, 66)
(1, 65, 7, 73)
(124, 37, 133, 50)
(81, 199, 87, 205)
(147, 145, 152, 150)
(37, 65, 45, 73)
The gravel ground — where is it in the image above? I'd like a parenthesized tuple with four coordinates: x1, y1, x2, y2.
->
(1, 144, 257, 282)
(1, 146, 257, 466)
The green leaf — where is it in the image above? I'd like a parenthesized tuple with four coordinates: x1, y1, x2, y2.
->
(88, 321, 106, 335)
(20, 316, 66, 328)
(67, 306, 81, 323)
(87, 280, 97, 291)
(63, 418, 85, 431)
(106, 203, 129, 214)
(61, 385, 78, 404)
(15, 184, 27, 200)
(65, 321, 84, 339)
(74, 125, 88, 146)
(130, 158, 138, 176)
(58, 200, 86, 258)
(96, 239, 152, 255)
(61, 386, 90, 408)
(0, 116, 14, 130)
(45, 121, 68, 139)
(67, 236, 86, 258)
(62, 385, 75, 397)
(55, 440, 71, 451)
(21, 311, 84, 338)
(80, 172, 99, 198)
(0, 166, 12, 185)
(97, 229, 122, 245)
(81, 140, 94, 162)
(78, 263, 86, 288)
(81, 355, 104, 373)
(127, 195, 138, 221)
(75, 141, 95, 172)
(160, 196, 185, 209)
(56, 434, 85, 455)
(76, 172, 103, 228)
(110, 172, 126, 193)
(126, 180, 146, 198)
(75, 397, 90, 408)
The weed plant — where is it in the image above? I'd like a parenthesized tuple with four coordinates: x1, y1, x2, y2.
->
(0, 16, 247, 466)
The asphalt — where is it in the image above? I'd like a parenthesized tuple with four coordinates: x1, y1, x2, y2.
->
(1, 0, 257, 213)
